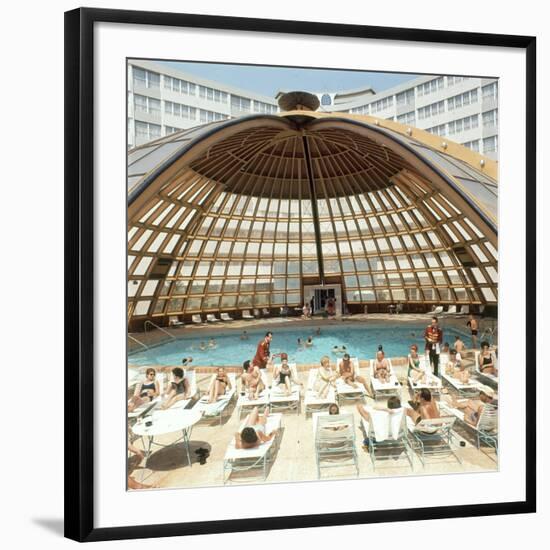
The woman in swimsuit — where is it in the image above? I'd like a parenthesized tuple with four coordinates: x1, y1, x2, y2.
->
(243, 365, 265, 400)
(446, 349, 470, 383)
(207, 367, 231, 403)
(161, 367, 190, 409)
(373, 350, 390, 383)
(128, 368, 160, 412)
(315, 355, 338, 398)
(235, 406, 277, 449)
(272, 354, 293, 395)
(407, 344, 426, 384)
(478, 341, 498, 376)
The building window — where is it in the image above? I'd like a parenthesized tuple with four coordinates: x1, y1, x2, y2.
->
(418, 100, 445, 119)
(134, 94, 160, 115)
(164, 76, 196, 95)
(165, 101, 197, 120)
(483, 135, 498, 153)
(321, 94, 332, 106)
(199, 109, 229, 123)
(426, 124, 447, 136)
(132, 68, 160, 89)
(396, 89, 415, 106)
(396, 111, 415, 125)
(351, 105, 369, 115)
(447, 89, 478, 111)
(447, 76, 467, 86)
(417, 77, 444, 96)
(482, 109, 498, 127)
(135, 121, 161, 141)
(165, 126, 182, 135)
(253, 100, 277, 114)
(447, 114, 479, 135)
(231, 95, 252, 113)
(371, 96, 394, 113)
(199, 85, 228, 103)
(482, 82, 498, 101)
(462, 140, 480, 152)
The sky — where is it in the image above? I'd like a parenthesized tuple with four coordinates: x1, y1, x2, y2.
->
(158, 60, 420, 98)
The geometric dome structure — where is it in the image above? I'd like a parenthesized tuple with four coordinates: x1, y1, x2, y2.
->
(127, 108, 498, 326)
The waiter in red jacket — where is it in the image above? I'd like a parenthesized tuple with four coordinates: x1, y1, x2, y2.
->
(252, 331, 273, 370)
(424, 316, 443, 376)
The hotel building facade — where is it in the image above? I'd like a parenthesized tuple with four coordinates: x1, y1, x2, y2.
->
(128, 60, 498, 160)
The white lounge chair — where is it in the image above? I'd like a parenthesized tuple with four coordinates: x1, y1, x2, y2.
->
(236, 370, 270, 418)
(220, 312, 234, 321)
(443, 305, 457, 315)
(406, 415, 461, 466)
(474, 351, 499, 386)
(428, 305, 444, 315)
(253, 308, 262, 318)
(242, 309, 254, 320)
(407, 355, 442, 393)
(223, 412, 283, 484)
(441, 370, 483, 396)
(440, 401, 498, 452)
(168, 370, 199, 410)
(262, 308, 270, 316)
(360, 406, 413, 470)
(304, 368, 337, 416)
(269, 363, 301, 414)
(335, 357, 367, 404)
(313, 412, 359, 479)
(194, 373, 237, 425)
(127, 371, 166, 419)
(206, 314, 221, 323)
(369, 358, 401, 397)
(168, 315, 184, 328)
(192, 314, 203, 325)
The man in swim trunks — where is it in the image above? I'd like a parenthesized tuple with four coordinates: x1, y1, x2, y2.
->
(252, 331, 273, 370)
(424, 316, 443, 377)
(467, 315, 479, 349)
(339, 353, 370, 393)
(443, 385, 497, 426)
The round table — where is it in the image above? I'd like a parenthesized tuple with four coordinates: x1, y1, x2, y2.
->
(132, 408, 203, 473)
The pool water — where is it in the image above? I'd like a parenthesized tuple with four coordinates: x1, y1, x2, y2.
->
(129, 324, 470, 367)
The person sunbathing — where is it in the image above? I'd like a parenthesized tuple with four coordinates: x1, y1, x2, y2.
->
(406, 388, 440, 425)
(315, 355, 338, 398)
(235, 406, 277, 449)
(373, 350, 391, 383)
(443, 385, 497, 426)
(407, 345, 426, 384)
(339, 353, 370, 392)
(478, 341, 498, 376)
(128, 368, 160, 412)
(272, 354, 294, 395)
(445, 349, 470, 383)
(243, 364, 265, 400)
(207, 367, 231, 403)
(161, 367, 190, 409)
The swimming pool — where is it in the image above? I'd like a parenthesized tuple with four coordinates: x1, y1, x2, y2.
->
(129, 324, 470, 367)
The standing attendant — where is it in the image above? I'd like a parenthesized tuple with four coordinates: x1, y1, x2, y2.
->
(252, 331, 273, 370)
(424, 316, 443, 377)
(467, 315, 479, 349)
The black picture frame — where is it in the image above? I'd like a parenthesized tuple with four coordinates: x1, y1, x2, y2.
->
(65, 7, 537, 543)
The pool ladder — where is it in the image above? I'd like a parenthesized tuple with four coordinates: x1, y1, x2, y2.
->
(128, 334, 149, 350)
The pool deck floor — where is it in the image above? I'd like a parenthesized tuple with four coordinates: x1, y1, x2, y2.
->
(128, 359, 498, 491)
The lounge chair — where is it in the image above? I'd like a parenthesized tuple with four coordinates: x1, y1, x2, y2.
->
(441, 370, 482, 396)
(428, 305, 444, 315)
(236, 370, 270, 418)
(206, 314, 221, 323)
(474, 351, 499, 387)
(313, 412, 359, 479)
(220, 312, 234, 321)
(335, 357, 367, 404)
(407, 355, 442, 393)
(242, 309, 254, 320)
(169, 370, 199, 410)
(194, 373, 237, 425)
(191, 314, 203, 325)
(262, 308, 270, 317)
(406, 415, 461, 466)
(369, 358, 401, 397)
(127, 371, 166, 420)
(269, 363, 301, 414)
(223, 412, 283, 484)
(440, 401, 498, 452)
(304, 368, 337, 416)
(168, 315, 185, 328)
(253, 308, 262, 318)
(443, 305, 457, 315)
(360, 406, 413, 470)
